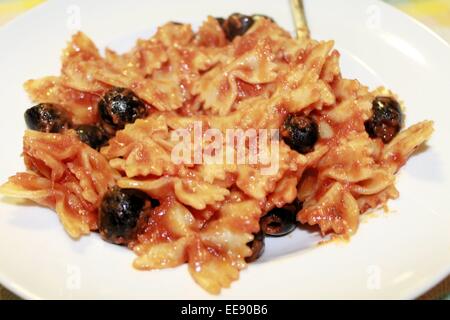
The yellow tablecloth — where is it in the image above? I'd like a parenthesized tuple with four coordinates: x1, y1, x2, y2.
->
(0, 0, 448, 300)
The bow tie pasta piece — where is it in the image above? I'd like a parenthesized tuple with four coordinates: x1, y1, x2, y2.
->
(1, 130, 117, 238)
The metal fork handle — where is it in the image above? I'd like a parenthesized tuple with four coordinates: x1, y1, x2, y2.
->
(290, 0, 310, 39)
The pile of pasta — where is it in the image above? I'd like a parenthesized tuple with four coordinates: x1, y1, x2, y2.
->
(0, 17, 433, 294)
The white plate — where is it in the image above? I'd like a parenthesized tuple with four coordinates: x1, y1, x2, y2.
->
(0, 0, 449, 299)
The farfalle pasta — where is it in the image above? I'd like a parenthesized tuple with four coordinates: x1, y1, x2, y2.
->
(0, 14, 433, 294)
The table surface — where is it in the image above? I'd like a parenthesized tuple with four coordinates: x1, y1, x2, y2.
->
(0, 0, 449, 300)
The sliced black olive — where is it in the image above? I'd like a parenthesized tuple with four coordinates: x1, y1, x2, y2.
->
(98, 87, 148, 133)
(245, 230, 265, 263)
(24, 103, 72, 133)
(222, 13, 255, 41)
(365, 96, 402, 143)
(281, 114, 318, 154)
(260, 200, 301, 237)
(98, 187, 151, 245)
(75, 124, 109, 150)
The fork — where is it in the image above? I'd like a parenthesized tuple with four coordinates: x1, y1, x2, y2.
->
(290, 0, 310, 39)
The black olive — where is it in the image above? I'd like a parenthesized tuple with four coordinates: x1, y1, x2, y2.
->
(149, 198, 160, 208)
(75, 124, 110, 150)
(281, 114, 318, 154)
(222, 13, 255, 41)
(215, 17, 226, 30)
(282, 198, 303, 213)
(215, 17, 225, 27)
(245, 230, 265, 263)
(98, 87, 148, 133)
(98, 187, 151, 245)
(24, 103, 72, 133)
(260, 200, 301, 237)
(365, 96, 402, 143)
